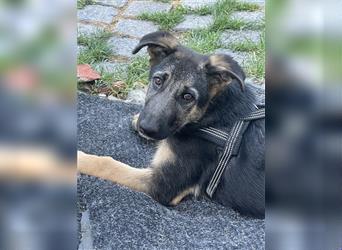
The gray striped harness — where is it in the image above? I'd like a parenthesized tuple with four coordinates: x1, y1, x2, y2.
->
(197, 107, 265, 198)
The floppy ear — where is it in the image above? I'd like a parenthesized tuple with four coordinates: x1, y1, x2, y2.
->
(205, 54, 245, 92)
(132, 31, 180, 66)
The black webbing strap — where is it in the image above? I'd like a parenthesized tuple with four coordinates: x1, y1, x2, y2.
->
(198, 107, 265, 198)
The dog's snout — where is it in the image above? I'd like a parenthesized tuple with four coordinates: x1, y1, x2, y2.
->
(138, 119, 159, 138)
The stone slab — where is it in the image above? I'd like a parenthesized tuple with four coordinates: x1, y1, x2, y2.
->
(220, 30, 261, 46)
(107, 36, 144, 57)
(123, 1, 171, 17)
(180, 0, 217, 9)
(78, 5, 118, 24)
(114, 19, 158, 38)
(77, 23, 102, 36)
(93, 62, 128, 74)
(174, 15, 213, 31)
(214, 48, 250, 66)
(93, 0, 128, 8)
(230, 11, 264, 23)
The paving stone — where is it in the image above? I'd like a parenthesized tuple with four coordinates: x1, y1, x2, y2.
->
(93, 0, 128, 8)
(78, 5, 118, 24)
(174, 15, 213, 31)
(220, 30, 261, 46)
(107, 36, 145, 57)
(239, 0, 264, 6)
(77, 23, 102, 36)
(123, 1, 171, 17)
(93, 62, 128, 74)
(214, 48, 250, 66)
(114, 19, 158, 38)
(230, 11, 264, 23)
(180, 0, 217, 8)
(126, 88, 146, 105)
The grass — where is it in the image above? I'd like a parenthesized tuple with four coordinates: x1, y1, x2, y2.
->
(93, 56, 150, 98)
(77, 31, 112, 64)
(77, 0, 92, 9)
(183, 29, 221, 54)
(139, 6, 187, 30)
(229, 39, 261, 52)
(242, 34, 265, 81)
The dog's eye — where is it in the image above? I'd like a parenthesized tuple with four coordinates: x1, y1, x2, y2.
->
(153, 77, 163, 86)
(183, 93, 194, 101)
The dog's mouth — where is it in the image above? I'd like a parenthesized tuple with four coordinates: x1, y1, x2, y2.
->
(137, 123, 179, 141)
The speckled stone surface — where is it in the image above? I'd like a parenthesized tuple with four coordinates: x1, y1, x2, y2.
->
(123, 1, 171, 17)
(93, 0, 128, 8)
(77, 23, 102, 36)
(77, 93, 265, 249)
(114, 19, 159, 38)
(221, 30, 262, 46)
(93, 61, 128, 73)
(174, 15, 214, 31)
(214, 48, 250, 66)
(180, 0, 218, 8)
(231, 11, 264, 23)
(124, 1, 171, 16)
(107, 36, 143, 57)
(78, 5, 118, 24)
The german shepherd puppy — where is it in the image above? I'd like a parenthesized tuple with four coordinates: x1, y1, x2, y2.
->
(78, 31, 265, 218)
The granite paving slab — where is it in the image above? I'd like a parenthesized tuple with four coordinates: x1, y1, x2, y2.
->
(107, 36, 144, 57)
(93, 62, 128, 74)
(174, 15, 214, 31)
(214, 48, 250, 66)
(221, 30, 261, 46)
(77, 23, 103, 36)
(123, 1, 171, 17)
(114, 19, 159, 38)
(231, 11, 264, 23)
(93, 0, 128, 8)
(180, 0, 218, 8)
(78, 5, 118, 24)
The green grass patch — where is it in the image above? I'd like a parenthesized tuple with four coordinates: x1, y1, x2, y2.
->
(77, 0, 92, 9)
(243, 35, 265, 81)
(77, 31, 112, 64)
(234, 2, 260, 11)
(229, 39, 260, 52)
(94, 56, 150, 98)
(138, 6, 187, 30)
(183, 29, 221, 54)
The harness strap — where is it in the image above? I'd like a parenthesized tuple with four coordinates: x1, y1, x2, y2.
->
(206, 120, 245, 197)
(199, 107, 265, 198)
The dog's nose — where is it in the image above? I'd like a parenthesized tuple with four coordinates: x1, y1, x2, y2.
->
(138, 119, 159, 138)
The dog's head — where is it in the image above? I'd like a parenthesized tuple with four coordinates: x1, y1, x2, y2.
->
(133, 31, 245, 140)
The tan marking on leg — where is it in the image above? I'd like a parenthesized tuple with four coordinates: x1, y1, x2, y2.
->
(151, 140, 175, 167)
(170, 186, 200, 206)
(131, 113, 139, 132)
(78, 151, 152, 193)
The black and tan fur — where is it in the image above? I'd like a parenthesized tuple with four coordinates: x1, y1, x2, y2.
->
(78, 31, 265, 218)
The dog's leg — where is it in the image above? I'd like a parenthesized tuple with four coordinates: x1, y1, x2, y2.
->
(78, 151, 152, 193)
(170, 186, 199, 205)
(131, 113, 140, 132)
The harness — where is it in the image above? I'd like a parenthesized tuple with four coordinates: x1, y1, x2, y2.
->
(196, 87, 265, 198)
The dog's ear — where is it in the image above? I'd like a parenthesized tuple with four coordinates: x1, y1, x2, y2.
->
(205, 54, 245, 92)
(132, 31, 179, 66)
